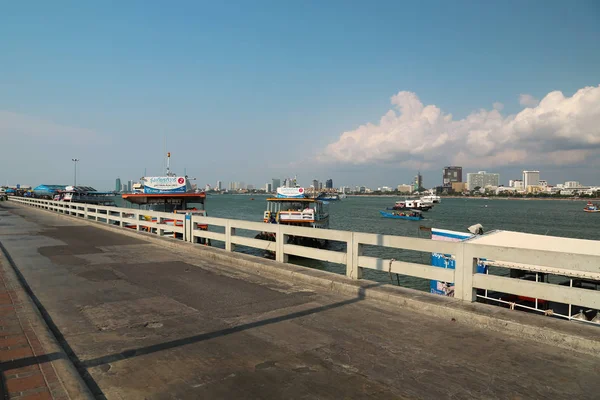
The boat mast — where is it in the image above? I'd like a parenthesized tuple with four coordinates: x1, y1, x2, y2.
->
(166, 152, 174, 177)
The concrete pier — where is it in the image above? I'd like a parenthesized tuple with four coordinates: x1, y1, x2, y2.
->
(1, 202, 599, 399)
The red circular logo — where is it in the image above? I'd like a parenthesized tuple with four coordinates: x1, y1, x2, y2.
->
(177, 178, 185, 184)
(299, 188, 304, 193)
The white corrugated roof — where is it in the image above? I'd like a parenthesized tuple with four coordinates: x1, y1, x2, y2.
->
(470, 230, 600, 257)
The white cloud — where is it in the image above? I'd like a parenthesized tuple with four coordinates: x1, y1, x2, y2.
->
(493, 102, 504, 111)
(0, 110, 97, 143)
(519, 93, 540, 107)
(320, 85, 600, 169)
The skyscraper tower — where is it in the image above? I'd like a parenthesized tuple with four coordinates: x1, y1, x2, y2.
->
(115, 177, 121, 193)
(413, 172, 423, 192)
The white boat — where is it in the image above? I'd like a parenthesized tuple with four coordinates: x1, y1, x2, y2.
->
(264, 187, 329, 229)
(257, 187, 329, 249)
(427, 225, 600, 324)
(421, 192, 441, 204)
(388, 199, 433, 211)
(54, 186, 116, 206)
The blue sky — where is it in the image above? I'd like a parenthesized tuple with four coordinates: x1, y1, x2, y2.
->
(1, 1, 599, 190)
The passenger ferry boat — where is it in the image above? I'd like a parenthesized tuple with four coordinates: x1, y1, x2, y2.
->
(54, 186, 116, 206)
(121, 153, 209, 242)
(387, 199, 433, 211)
(420, 193, 441, 204)
(583, 201, 600, 213)
(257, 187, 329, 248)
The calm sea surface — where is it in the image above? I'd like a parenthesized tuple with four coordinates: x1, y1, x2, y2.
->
(115, 195, 599, 290)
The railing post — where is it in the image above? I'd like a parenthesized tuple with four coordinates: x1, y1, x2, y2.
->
(184, 214, 192, 242)
(454, 243, 477, 302)
(157, 216, 164, 236)
(225, 220, 235, 251)
(348, 232, 363, 279)
(275, 224, 288, 263)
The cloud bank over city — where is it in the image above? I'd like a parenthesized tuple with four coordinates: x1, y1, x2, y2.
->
(320, 85, 600, 170)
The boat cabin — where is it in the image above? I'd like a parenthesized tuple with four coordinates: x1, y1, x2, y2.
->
(122, 176, 206, 216)
(263, 188, 329, 228)
(122, 193, 207, 216)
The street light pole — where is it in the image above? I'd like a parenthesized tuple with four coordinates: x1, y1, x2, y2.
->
(72, 159, 79, 186)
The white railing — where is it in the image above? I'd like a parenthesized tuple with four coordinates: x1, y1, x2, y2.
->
(8, 196, 600, 323)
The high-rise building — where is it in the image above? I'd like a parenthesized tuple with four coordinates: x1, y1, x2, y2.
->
(325, 179, 333, 189)
(216, 181, 222, 191)
(397, 184, 413, 193)
(122, 184, 127, 193)
(272, 178, 281, 190)
(319, 182, 323, 190)
(127, 180, 132, 193)
(413, 172, 423, 192)
(312, 179, 319, 189)
(564, 181, 580, 188)
(115, 178, 121, 192)
(467, 171, 500, 190)
(523, 171, 540, 189)
(265, 183, 272, 192)
(442, 166, 462, 187)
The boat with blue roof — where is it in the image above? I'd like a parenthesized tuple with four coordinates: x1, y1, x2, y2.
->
(379, 210, 424, 220)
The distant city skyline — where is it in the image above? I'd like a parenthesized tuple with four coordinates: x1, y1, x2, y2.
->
(6, 165, 597, 193)
(1, 2, 599, 190)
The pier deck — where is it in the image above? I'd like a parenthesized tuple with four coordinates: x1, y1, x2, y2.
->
(1, 203, 599, 399)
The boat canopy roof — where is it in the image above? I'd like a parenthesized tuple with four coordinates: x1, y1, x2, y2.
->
(122, 192, 206, 205)
(61, 186, 98, 193)
(33, 184, 67, 193)
(266, 197, 318, 203)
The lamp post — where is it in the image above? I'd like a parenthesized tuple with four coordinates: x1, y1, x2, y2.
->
(72, 159, 79, 186)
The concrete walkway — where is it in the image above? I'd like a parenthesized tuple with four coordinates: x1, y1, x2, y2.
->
(1, 202, 599, 400)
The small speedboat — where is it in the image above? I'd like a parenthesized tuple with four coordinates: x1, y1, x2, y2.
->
(379, 210, 424, 221)
(583, 202, 600, 213)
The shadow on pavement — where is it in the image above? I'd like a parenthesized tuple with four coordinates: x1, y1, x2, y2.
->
(82, 282, 382, 368)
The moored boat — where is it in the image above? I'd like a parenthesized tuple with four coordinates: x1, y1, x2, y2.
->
(54, 186, 116, 206)
(427, 225, 600, 324)
(379, 210, 424, 220)
(121, 153, 209, 242)
(33, 184, 67, 199)
(256, 187, 330, 249)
